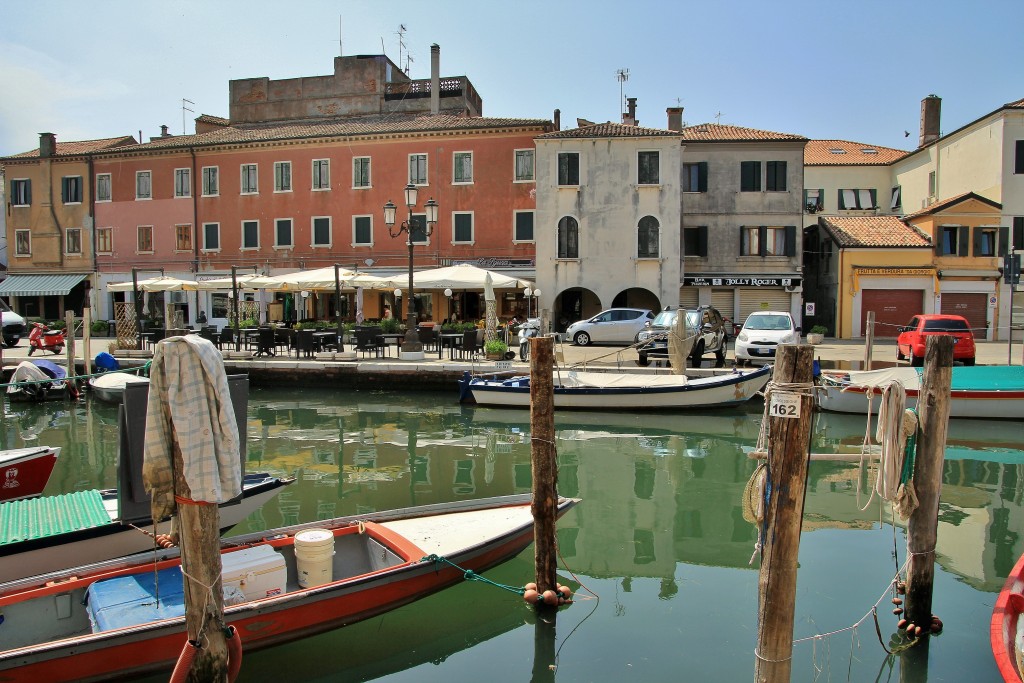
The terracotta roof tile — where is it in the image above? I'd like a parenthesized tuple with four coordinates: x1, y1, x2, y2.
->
(94, 114, 552, 154)
(820, 215, 931, 248)
(1006, 97, 1024, 108)
(5, 135, 137, 159)
(680, 123, 806, 142)
(900, 191, 1002, 221)
(536, 122, 681, 139)
(805, 140, 907, 165)
(195, 114, 230, 126)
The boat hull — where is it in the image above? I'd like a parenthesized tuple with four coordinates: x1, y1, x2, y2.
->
(0, 447, 60, 503)
(991, 551, 1024, 682)
(87, 373, 149, 404)
(0, 495, 578, 682)
(0, 474, 291, 584)
(463, 366, 771, 410)
(818, 367, 1024, 420)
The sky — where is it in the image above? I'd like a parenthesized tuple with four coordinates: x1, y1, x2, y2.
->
(1, 0, 1022, 157)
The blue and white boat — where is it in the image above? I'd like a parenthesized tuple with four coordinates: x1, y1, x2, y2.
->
(459, 366, 772, 411)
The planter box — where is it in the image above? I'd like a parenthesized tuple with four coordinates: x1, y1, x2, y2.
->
(806, 333, 825, 345)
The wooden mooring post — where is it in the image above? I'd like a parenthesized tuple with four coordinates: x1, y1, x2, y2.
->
(530, 335, 558, 598)
(864, 310, 875, 370)
(754, 344, 815, 683)
(900, 336, 953, 679)
(65, 311, 76, 380)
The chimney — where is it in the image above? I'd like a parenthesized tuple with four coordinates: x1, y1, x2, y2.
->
(554, 108, 561, 131)
(39, 132, 56, 157)
(160, 125, 170, 137)
(430, 43, 440, 115)
(919, 94, 941, 148)
(666, 107, 683, 132)
(623, 97, 638, 126)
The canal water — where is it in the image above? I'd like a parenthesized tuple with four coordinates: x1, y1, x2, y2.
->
(2, 387, 1020, 682)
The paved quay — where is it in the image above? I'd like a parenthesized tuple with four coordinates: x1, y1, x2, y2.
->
(2, 336, 1018, 392)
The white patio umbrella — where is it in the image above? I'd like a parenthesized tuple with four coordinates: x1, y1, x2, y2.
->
(106, 276, 200, 292)
(192, 274, 284, 291)
(371, 263, 531, 290)
(268, 267, 385, 291)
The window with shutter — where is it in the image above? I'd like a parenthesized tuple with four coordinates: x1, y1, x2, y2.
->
(740, 161, 761, 192)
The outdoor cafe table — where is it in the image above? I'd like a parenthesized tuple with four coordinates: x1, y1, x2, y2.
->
(379, 333, 405, 354)
(440, 332, 462, 359)
(312, 331, 342, 352)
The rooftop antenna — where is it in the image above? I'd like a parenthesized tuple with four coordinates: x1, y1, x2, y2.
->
(616, 68, 630, 118)
(396, 24, 407, 71)
(181, 98, 194, 135)
(339, 16, 343, 56)
(715, 111, 723, 125)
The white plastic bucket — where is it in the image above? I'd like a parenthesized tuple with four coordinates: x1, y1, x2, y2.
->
(294, 528, 335, 588)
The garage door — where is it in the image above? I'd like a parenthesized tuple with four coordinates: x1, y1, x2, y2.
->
(941, 293, 987, 336)
(677, 287, 699, 310)
(711, 289, 734, 324)
(738, 289, 792, 325)
(861, 289, 922, 338)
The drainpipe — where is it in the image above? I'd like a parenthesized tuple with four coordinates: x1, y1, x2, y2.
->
(190, 146, 200, 322)
(88, 152, 97, 311)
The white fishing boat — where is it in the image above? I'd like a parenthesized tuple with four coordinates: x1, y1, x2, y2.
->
(459, 365, 772, 410)
(818, 366, 1024, 420)
(87, 372, 149, 403)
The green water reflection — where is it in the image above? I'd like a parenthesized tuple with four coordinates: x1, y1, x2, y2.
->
(2, 388, 1019, 682)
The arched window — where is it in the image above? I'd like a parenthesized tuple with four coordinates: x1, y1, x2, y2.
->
(558, 216, 579, 259)
(638, 215, 659, 258)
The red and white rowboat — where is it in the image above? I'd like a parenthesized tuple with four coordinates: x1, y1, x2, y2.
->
(992, 551, 1024, 682)
(0, 447, 59, 503)
(0, 494, 579, 682)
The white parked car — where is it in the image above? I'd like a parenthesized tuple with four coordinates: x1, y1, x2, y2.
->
(734, 311, 800, 363)
(566, 308, 654, 346)
(1, 297, 27, 347)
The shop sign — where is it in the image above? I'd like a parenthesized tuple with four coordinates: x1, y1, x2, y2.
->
(855, 267, 933, 277)
(683, 276, 801, 288)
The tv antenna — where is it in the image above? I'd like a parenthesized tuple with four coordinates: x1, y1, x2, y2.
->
(181, 98, 194, 135)
(338, 16, 343, 56)
(396, 24, 408, 73)
(715, 111, 723, 125)
(616, 68, 630, 117)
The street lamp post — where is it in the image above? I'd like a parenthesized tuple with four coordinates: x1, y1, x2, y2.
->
(384, 184, 439, 357)
(524, 286, 532, 319)
(444, 288, 453, 322)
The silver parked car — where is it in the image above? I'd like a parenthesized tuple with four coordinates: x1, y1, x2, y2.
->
(1, 297, 26, 347)
(566, 308, 654, 346)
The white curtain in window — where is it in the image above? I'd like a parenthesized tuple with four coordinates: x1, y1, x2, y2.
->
(858, 189, 874, 209)
(842, 189, 857, 209)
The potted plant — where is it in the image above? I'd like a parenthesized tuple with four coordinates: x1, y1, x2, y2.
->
(484, 338, 508, 360)
(91, 319, 110, 336)
(379, 316, 401, 334)
(807, 325, 828, 345)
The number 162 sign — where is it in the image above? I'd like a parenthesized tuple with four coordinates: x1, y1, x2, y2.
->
(768, 392, 801, 419)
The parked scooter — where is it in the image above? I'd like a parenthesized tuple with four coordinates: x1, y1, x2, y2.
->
(518, 317, 541, 361)
(27, 322, 66, 356)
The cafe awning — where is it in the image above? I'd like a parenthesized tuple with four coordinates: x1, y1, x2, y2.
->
(0, 273, 89, 296)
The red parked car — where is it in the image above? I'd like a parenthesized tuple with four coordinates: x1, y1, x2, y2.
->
(896, 314, 976, 366)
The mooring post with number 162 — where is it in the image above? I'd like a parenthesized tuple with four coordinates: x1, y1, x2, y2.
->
(754, 343, 815, 683)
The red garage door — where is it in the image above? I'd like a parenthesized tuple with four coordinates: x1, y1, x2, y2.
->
(941, 293, 988, 336)
(861, 289, 923, 338)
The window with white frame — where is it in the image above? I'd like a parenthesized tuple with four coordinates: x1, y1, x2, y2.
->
(137, 225, 153, 253)
(14, 229, 31, 256)
(175, 224, 193, 251)
(62, 176, 83, 204)
(174, 168, 191, 198)
(409, 214, 428, 244)
(96, 173, 111, 202)
(241, 164, 258, 194)
(453, 152, 473, 184)
(637, 215, 659, 257)
(557, 153, 579, 186)
(409, 154, 427, 185)
(202, 223, 220, 251)
(96, 227, 113, 255)
(64, 228, 82, 255)
(312, 217, 331, 247)
(804, 188, 824, 213)
(514, 149, 535, 182)
(557, 216, 579, 258)
(353, 216, 372, 245)
(202, 166, 219, 196)
(353, 157, 371, 188)
(242, 220, 259, 249)
(275, 218, 293, 248)
(513, 210, 534, 242)
(312, 159, 330, 190)
(637, 151, 659, 185)
(136, 171, 152, 199)
(453, 212, 474, 243)
(838, 189, 877, 210)
(274, 161, 292, 192)
(11, 179, 31, 206)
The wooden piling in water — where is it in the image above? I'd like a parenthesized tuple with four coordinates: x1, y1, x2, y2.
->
(754, 344, 815, 683)
(905, 336, 952, 637)
(172, 439, 229, 681)
(530, 335, 558, 599)
(864, 310, 875, 370)
(65, 311, 75, 379)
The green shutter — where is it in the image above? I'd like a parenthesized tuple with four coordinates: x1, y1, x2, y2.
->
(758, 226, 767, 257)
(785, 226, 797, 256)
(698, 162, 708, 192)
(999, 225, 1010, 256)
(1014, 217, 1024, 251)
(957, 226, 969, 256)
(697, 226, 708, 257)
(837, 190, 846, 210)
(869, 189, 877, 209)
(739, 226, 747, 255)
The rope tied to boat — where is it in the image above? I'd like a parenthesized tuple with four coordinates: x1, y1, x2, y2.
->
(420, 554, 528, 596)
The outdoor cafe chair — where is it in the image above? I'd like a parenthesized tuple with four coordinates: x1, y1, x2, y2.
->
(354, 328, 384, 358)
